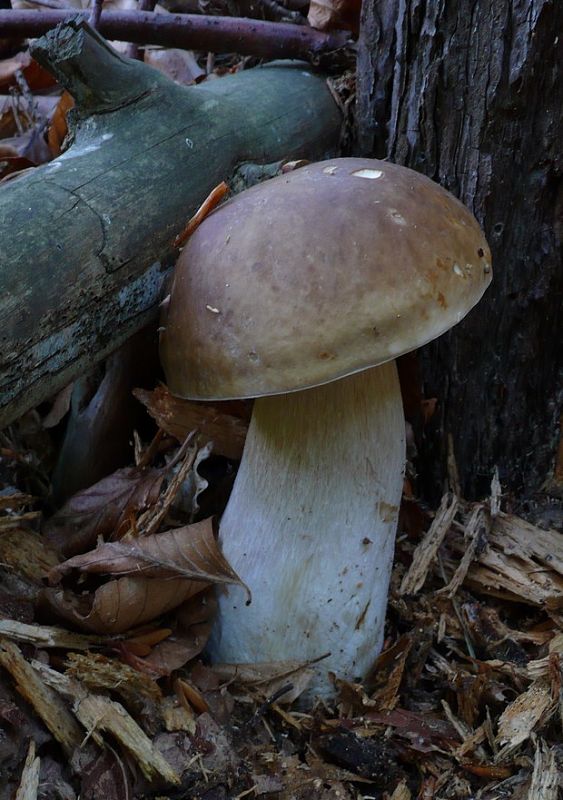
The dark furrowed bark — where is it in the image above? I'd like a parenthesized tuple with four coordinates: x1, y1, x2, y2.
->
(357, 0, 563, 499)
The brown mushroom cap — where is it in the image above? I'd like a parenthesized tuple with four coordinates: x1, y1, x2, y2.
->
(160, 158, 492, 400)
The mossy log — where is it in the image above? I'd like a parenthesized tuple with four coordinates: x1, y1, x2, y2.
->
(0, 19, 341, 428)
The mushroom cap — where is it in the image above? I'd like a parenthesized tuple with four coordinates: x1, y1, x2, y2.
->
(160, 158, 492, 400)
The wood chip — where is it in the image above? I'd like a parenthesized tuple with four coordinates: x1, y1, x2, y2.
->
(389, 779, 411, 800)
(0, 492, 34, 510)
(528, 740, 558, 800)
(161, 695, 197, 734)
(74, 693, 180, 785)
(460, 513, 563, 606)
(490, 467, 501, 517)
(399, 493, 458, 595)
(15, 739, 40, 800)
(65, 651, 162, 709)
(34, 661, 180, 785)
(453, 723, 487, 759)
(438, 504, 488, 597)
(0, 639, 83, 757)
(0, 619, 104, 650)
(0, 527, 59, 583)
(496, 683, 554, 756)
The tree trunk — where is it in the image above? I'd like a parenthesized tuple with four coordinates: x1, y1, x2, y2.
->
(0, 19, 341, 429)
(357, 0, 562, 500)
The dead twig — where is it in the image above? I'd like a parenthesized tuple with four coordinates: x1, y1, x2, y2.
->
(0, 10, 351, 61)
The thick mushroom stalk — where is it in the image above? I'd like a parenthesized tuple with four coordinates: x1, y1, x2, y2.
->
(160, 158, 492, 696)
(208, 363, 405, 686)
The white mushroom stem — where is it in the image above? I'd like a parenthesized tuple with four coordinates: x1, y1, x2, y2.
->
(208, 362, 405, 694)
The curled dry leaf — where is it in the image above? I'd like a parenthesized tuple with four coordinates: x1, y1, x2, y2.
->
(44, 465, 165, 557)
(50, 517, 244, 587)
(134, 385, 249, 460)
(44, 519, 245, 634)
(43, 575, 202, 634)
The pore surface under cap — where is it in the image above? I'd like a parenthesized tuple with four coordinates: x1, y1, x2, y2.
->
(161, 158, 492, 400)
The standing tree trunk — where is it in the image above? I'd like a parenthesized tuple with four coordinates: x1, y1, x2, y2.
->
(357, 0, 562, 501)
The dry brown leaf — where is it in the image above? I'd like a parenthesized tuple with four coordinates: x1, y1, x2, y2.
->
(44, 520, 243, 635)
(134, 385, 249, 460)
(0, 153, 34, 181)
(121, 626, 173, 656)
(0, 50, 56, 92)
(50, 517, 245, 589)
(0, 492, 34, 510)
(365, 634, 412, 710)
(0, 94, 58, 139)
(212, 659, 315, 705)
(46, 91, 74, 157)
(144, 47, 205, 85)
(43, 575, 204, 634)
(137, 589, 217, 675)
(44, 465, 166, 557)
(307, 0, 360, 32)
(365, 708, 459, 752)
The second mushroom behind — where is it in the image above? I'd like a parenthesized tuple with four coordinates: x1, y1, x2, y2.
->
(160, 158, 492, 694)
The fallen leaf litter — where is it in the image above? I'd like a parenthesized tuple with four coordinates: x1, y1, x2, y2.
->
(0, 406, 561, 799)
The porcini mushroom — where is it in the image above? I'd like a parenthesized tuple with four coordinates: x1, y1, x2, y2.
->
(160, 158, 492, 692)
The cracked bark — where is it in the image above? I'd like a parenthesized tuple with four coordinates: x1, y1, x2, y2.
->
(357, 0, 563, 500)
(0, 19, 341, 428)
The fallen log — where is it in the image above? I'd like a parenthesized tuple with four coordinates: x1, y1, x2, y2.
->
(0, 19, 341, 429)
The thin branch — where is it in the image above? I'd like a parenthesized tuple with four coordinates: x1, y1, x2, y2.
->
(125, 0, 157, 59)
(89, 0, 103, 29)
(0, 10, 351, 61)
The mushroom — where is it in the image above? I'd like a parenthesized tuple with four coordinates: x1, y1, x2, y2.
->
(160, 158, 492, 692)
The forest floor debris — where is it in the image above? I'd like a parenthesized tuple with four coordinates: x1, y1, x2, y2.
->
(1, 402, 562, 799)
(0, 12, 561, 797)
